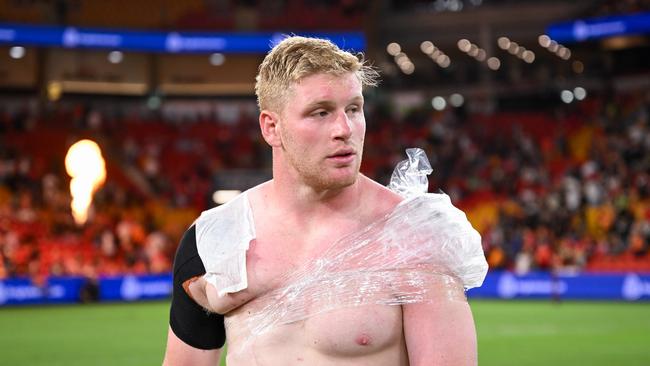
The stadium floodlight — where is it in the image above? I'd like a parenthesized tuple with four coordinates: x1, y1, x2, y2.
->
(9, 46, 25, 59)
(457, 39, 471, 52)
(108, 50, 123, 64)
(497, 37, 510, 50)
(468, 44, 479, 57)
(449, 93, 464, 107)
(507, 42, 519, 55)
(401, 61, 415, 74)
(386, 42, 401, 56)
(555, 46, 571, 60)
(420, 41, 435, 55)
(561, 90, 574, 104)
(394, 52, 408, 65)
(476, 49, 487, 62)
(210, 52, 225, 66)
(573, 87, 587, 100)
(538, 35, 551, 48)
(522, 50, 535, 63)
(487, 57, 501, 70)
(437, 55, 451, 68)
(516, 47, 526, 58)
(432, 96, 446, 111)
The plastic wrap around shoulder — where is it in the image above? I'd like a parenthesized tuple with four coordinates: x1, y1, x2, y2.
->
(194, 191, 256, 297)
(223, 148, 489, 347)
(194, 148, 488, 325)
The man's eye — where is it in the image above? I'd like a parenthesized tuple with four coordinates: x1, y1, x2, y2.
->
(347, 106, 360, 114)
(313, 110, 329, 118)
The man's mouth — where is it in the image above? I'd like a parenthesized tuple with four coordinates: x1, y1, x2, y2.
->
(328, 148, 355, 158)
(327, 149, 356, 163)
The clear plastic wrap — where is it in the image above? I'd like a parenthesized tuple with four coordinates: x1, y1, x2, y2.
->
(388, 147, 433, 198)
(228, 148, 488, 355)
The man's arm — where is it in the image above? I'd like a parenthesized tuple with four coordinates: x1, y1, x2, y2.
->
(163, 226, 227, 365)
(402, 280, 478, 366)
(163, 326, 222, 366)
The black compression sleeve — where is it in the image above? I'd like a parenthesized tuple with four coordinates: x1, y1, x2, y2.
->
(169, 225, 226, 350)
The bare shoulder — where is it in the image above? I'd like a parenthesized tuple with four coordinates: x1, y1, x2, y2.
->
(246, 180, 275, 210)
(359, 175, 404, 214)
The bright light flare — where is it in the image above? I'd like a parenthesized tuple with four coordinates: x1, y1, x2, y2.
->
(538, 35, 551, 48)
(497, 37, 511, 50)
(457, 39, 471, 52)
(386, 42, 401, 56)
(65, 139, 106, 225)
(420, 41, 435, 54)
(213, 190, 242, 205)
(432, 96, 447, 111)
(9, 46, 25, 59)
(487, 57, 501, 70)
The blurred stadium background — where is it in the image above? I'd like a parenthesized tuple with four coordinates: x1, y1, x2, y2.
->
(0, 0, 649, 365)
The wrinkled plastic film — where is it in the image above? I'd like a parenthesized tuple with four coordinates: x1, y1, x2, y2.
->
(230, 148, 488, 354)
(388, 147, 433, 199)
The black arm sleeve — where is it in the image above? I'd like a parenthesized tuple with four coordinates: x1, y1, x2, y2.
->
(169, 225, 226, 350)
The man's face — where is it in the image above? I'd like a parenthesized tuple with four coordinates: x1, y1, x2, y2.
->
(277, 72, 365, 191)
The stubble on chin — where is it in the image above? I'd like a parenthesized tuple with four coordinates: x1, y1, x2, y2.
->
(310, 156, 362, 191)
(283, 151, 357, 191)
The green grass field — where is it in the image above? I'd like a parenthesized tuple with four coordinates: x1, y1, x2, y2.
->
(0, 300, 648, 365)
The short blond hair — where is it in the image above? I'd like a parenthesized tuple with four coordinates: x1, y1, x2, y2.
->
(255, 36, 378, 113)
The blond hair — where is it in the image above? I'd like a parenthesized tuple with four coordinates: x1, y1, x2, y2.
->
(255, 36, 378, 113)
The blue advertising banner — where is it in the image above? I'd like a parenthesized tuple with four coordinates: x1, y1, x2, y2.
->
(0, 23, 365, 53)
(0, 277, 85, 306)
(100, 274, 173, 302)
(0, 274, 173, 306)
(1, 271, 649, 306)
(467, 271, 650, 301)
(546, 12, 650, 43)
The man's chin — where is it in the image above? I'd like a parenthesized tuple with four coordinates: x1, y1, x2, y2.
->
(311, 171, 358, 191)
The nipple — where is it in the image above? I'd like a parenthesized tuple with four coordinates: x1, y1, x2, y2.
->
(355, 333, 372, 346)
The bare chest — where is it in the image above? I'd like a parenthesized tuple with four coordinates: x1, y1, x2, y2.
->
(227, 293, 405, 363)
(299, 305, 405, 356)
(224, 229, 405, 358)
(242, 215, 365, 296)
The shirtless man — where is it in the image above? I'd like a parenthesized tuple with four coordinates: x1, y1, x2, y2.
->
(163, 36, 480, 366)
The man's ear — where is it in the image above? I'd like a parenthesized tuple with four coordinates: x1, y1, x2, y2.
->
(259, 110, 282, 147)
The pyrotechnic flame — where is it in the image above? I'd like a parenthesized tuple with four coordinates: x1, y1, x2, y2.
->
(64, 139, 106, 225)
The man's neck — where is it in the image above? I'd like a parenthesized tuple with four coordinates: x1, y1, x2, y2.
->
(270, 176, 363, 217)
(265, 165, 364, 221)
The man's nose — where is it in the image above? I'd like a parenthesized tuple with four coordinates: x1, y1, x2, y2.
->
(332, 110, 353, 140)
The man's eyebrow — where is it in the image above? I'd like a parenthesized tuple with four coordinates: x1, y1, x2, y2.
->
(303, 100, 336, 111)
(303, 96, 364, 112)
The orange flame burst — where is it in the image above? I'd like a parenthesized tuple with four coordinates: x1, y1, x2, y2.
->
(64, 139, 106, 225)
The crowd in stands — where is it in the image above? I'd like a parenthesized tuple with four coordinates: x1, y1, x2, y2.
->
(0, 89, 649, 282)
(363, 91, 650, 273)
